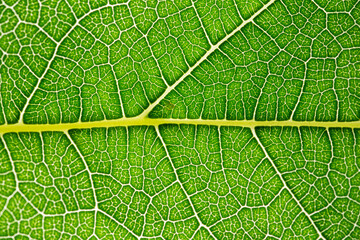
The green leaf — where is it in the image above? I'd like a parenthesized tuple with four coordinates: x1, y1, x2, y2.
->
(0, 0, 359, 239)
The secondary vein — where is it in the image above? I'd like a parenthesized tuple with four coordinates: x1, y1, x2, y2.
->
(137, 0, 276, 119)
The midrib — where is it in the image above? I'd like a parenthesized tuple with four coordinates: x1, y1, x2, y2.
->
(0, 118, 359, 133)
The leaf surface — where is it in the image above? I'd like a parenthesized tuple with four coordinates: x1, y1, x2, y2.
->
(0, 0, 359, 239)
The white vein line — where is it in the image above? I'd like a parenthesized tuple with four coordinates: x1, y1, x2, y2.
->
(190, 0, 214, 47)
(0, 135, 19, 217)
(154, 126, 218, 239)
(251, 127, 324, 239)
(0, 85, 6, 124)
(65, 131, 100, 238)
(5, 4, 59, 44)
(18, 2, 129, 124)
(1, 133, 56, 236)
(138, 0, 276, 119)
(97, 208, 139, 238)
(65, 131, 96, 202)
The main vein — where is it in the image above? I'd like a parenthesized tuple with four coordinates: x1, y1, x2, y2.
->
(0, 118, 359, 134)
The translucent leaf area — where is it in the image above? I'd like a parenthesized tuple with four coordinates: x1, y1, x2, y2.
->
(0, 0, 359, 239)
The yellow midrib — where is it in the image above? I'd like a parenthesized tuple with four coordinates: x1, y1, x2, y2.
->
(0, 117, 359, 133)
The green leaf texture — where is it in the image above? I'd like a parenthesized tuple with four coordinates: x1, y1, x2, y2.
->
(0, 0, 359, 239)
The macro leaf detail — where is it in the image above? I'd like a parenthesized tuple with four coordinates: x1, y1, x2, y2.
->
(0, 0, 359, 239)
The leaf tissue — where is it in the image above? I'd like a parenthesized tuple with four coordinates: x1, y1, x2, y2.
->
(0, 0, 359, 239)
